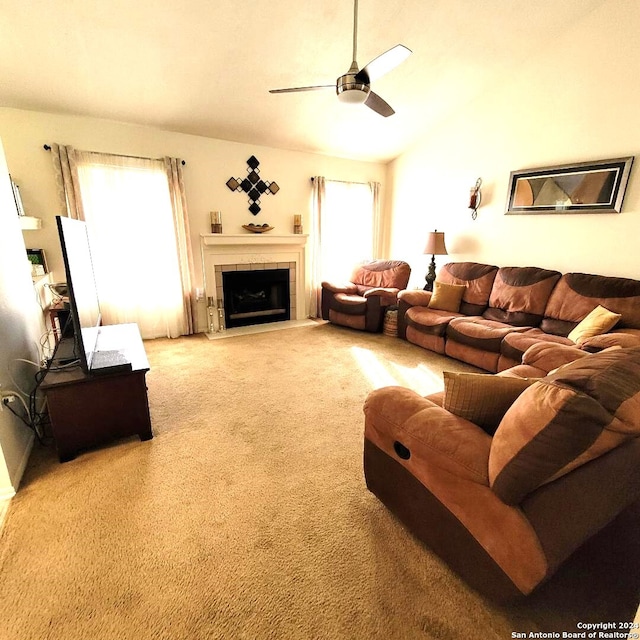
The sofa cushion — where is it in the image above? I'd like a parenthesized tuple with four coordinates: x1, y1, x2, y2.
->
(406, 306, 462, 337)
(436, 262, 499, 315)
(332, 292, 367, 314)
(501, 329, 574, 364)
(483, 266, 561, 327)
(447, 317, 531, 353)
(350, 260, 411, 290)
(567, 305, 621, 343)
(540, 272, 640, 336)
(443, 372, 537, 435)
(489, 346, 640, 505)
(428, 281, 466, 312)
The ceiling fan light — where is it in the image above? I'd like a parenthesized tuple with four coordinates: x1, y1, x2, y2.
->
(337, 88, 368, 104)
(337, 71, 370, 104)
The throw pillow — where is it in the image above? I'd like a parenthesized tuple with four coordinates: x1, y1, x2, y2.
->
(428, 281, 466, 313)
(568, 305, 621, 343)
(442, 372, 537, 435)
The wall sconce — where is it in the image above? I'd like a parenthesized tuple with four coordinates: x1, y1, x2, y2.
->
(469, 178, 482, 220)
(423, 229, 448, 291)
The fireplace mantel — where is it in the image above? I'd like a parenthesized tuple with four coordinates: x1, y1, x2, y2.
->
(200, 233, 309, 332)
(201, 233, 308, 247)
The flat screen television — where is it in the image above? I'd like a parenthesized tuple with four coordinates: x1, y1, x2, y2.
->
(55, 216, 102, 372)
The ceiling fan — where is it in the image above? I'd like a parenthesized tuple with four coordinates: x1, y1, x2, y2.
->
(269, 0, 411, 117)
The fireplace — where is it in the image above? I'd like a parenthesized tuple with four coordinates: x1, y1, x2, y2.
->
(200, 233, 307, 333)
(222, 268, 290, 328)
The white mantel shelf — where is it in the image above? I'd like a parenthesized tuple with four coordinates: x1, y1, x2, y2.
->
(201, 234, 308, 246)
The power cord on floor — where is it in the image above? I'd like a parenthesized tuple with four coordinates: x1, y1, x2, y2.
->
(3, 352, 55, 446)
(1, 389, 48, 445)
(4, 317, 81, 447)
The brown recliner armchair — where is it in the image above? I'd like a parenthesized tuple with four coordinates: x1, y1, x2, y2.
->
(321, 260, 411, 332)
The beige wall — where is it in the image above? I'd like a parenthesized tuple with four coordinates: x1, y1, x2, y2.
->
(0, 107, 386, 330)
(0, 137, 43, 497)
(387, 0, 640, 290)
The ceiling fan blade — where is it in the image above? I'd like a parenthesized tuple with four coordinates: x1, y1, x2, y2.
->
(356, 44, 411, 83)
(269, 85, 335, 94)
(364, 91, 395, 117)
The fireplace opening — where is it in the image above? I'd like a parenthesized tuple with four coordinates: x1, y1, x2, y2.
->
(222, 268, 290, 328)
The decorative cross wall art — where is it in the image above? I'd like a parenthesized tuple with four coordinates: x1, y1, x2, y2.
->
(226, 156, 280, 215)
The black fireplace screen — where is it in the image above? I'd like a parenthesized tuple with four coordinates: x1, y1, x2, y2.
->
(222, 268, 290, 328)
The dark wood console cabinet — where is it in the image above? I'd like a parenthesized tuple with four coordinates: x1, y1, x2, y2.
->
(41, 323, 153, 462)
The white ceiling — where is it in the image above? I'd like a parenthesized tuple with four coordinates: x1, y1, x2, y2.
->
(0, 0, 605, 163)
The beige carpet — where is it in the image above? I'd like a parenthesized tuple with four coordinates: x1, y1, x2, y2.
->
(1, 323, 637, 639)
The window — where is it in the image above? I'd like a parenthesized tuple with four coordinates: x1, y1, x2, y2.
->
(319, 180, 375, 282)
(75, 152, 186, 338)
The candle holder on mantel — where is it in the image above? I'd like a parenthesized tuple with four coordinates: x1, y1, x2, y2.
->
(216, 299, 226, 332)
(210, 211, 223, 234)
(293, 214, 303, 234)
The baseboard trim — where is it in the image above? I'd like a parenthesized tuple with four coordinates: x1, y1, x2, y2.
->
(0, 487, 16, 501)
(205, 318, 322, 340)
(2, 431, 35, 498)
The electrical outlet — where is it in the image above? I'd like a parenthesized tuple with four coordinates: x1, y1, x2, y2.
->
(0, 385, 17, 412)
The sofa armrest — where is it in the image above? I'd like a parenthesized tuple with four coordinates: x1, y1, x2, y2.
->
(363, 386, 491, 483)
(397, 289, 432, 339)
(521, 342, 589, 374)
(364, 386, 550, 595)
(363, 287, 400, 307)
(321, 281, 358, 294)
(577, 329, 640, 352)
(398, 289, 433, 306)
(363, 286, 400, 298)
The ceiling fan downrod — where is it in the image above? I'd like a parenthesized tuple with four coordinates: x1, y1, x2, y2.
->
(352, 0, 359, 65)
(337, 0, 370, 103)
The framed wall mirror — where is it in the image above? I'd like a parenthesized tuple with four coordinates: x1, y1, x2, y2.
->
(505, 157, 634, 214)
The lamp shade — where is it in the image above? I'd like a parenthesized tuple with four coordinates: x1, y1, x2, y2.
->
(424, 230, 448, 256)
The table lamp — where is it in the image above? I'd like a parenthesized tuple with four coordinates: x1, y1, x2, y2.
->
(423, 230, 448, 291)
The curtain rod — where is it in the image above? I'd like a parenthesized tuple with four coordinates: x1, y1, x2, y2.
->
(43, 144, 185, 165)
(310, 177, 368, 185)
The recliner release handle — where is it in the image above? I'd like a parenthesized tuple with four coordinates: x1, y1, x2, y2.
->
(393, 441, 411, 460)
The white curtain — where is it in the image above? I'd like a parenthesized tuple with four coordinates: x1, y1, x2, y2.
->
(50, 144, 85, 220)
(309, 178, 381, 318)
(318, 179, 377, 281)
(74, 152, 188, 338)
(164, 157, 197, 335)
(309, 176, 326, 318)
(370, 181, 383, 259)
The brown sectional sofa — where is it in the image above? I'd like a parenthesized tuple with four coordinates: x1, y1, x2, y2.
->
(398, 262, 640, 372)
(365, 262, 640, 600)
(364, 343, 640, 601)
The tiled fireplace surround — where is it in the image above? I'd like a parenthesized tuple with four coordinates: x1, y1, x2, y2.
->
(200, 233, 308, 332)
